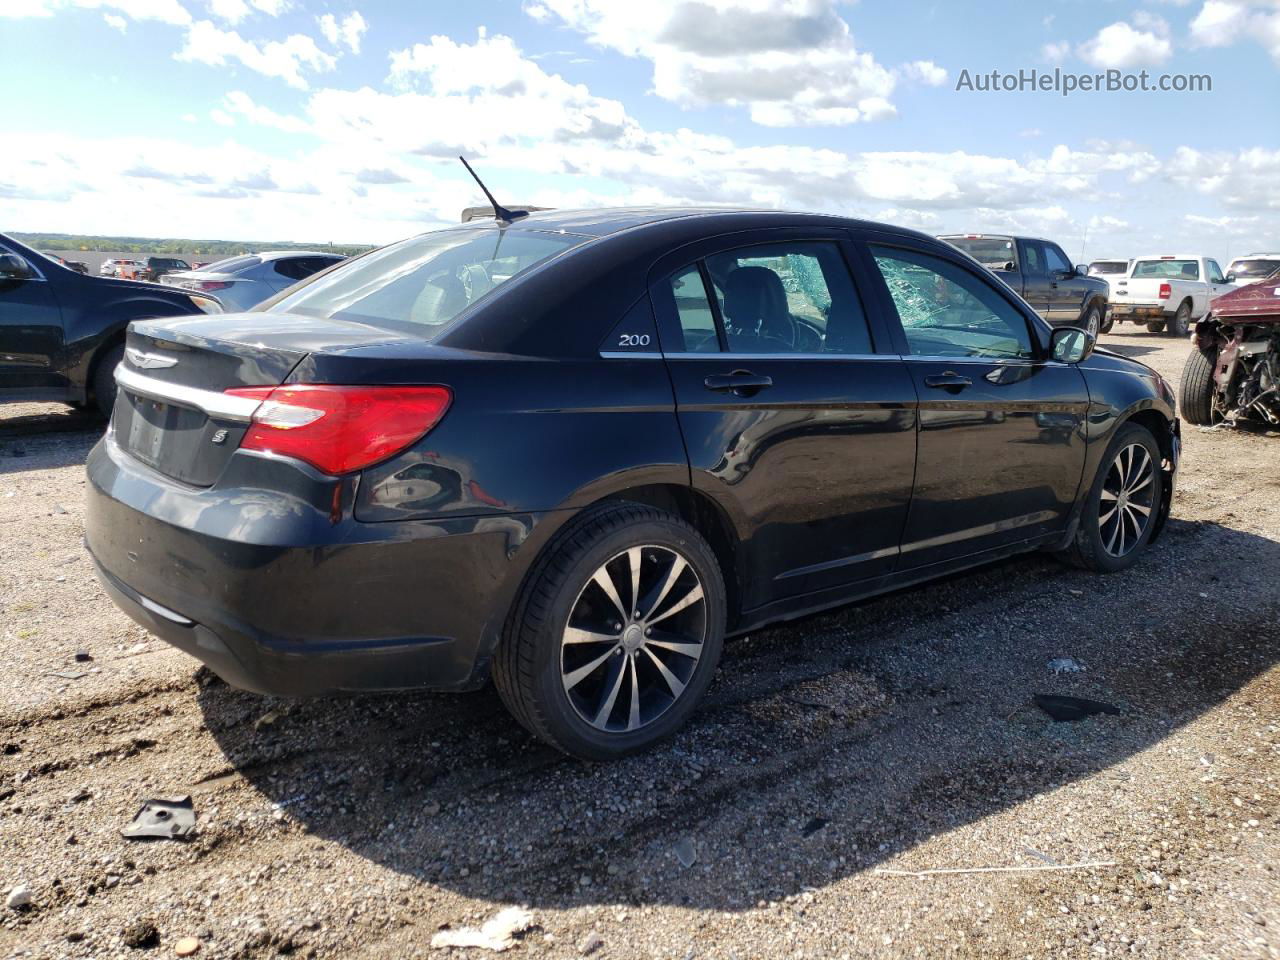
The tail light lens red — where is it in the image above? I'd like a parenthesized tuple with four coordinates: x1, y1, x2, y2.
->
(224, 385, 452, 475)
(197, 281, 232, 291)
(1158, 282, 1172, 300)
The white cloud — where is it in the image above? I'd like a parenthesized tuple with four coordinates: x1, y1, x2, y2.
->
(318, 10, 366, 53)
(103, 11, 126, 30)
(205, 0, 289, 25)
(221, 90, 312, 132)
(1189, 0, 1280, 61)
(1166, 145, 1280, 210)
(0, 0, 191, 25)
(523, 0, 900, 126)
(175, 20, 337, 88)
(1042, 41, 1071, 63)
(899, 60, 947, 86)
(1078, 17, 1173, 69)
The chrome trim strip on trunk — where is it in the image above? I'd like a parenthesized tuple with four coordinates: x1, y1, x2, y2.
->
(113, 365, 263, 423)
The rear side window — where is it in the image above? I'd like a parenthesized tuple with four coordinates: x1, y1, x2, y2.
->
(273, 257, 319, 281)
(1019, 241, 1045, 275)
(205, 255, 261, 274)
(267, 228, 585, 336)
(870, 245, 1035, 360)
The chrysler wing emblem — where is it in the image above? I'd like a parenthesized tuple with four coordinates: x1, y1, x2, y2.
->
(125, 347, 179, 370)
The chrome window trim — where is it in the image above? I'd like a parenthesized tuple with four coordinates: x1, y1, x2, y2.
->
(114, 365, 262, 422)
(599, 351, 663, 360)
(661, 351, 900, 361)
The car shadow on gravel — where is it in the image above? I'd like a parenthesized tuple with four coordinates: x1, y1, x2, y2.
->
(1098, 340, 1168, 359)
(195, 518, 1280, 912)
(0, 406, 103, 475)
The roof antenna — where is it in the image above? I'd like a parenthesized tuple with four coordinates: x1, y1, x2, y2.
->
(458, 156, 527, 224)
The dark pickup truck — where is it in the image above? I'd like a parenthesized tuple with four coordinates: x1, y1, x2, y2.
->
(941, 234, 1110, 336)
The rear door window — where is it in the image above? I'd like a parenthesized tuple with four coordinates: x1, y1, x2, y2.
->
(701, 242, 872, 355)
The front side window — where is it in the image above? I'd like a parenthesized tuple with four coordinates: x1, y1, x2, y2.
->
(870, 245, 1036, 360)
(1207, 260, 1226, 284)
(1044, 244, 1072, 275)
(1133, 259, 1199, 280)
(267, 228, 586, 336)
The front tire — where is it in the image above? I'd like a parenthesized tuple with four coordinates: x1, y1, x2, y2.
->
(92, 344, 125, 419)
(1179, 345, 1220, 426)
(1167, 300, 1192, 338)
(1080, 302, 1103, 338)
(493, 503, 726, 760)
(1058, 423, 1164, 574)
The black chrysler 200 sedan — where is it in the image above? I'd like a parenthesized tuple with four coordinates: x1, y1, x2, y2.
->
(85, 209, 1179, 759)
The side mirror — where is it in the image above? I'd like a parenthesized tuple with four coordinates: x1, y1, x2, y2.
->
(0, 254, 33, 281)
(1224, 273, 1236, 284)
(1050, 326, 1095, 364)
(1074, 264, 1088, 277)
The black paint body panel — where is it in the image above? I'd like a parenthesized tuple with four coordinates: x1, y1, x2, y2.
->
(83, 209, 1178, 696)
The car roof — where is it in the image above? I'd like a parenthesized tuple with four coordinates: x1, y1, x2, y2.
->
(257, 250, 344, 260)
(1233, 252, 1280, 259)
(1131, 253, 1210, 260)
(446, 206, 942, 246)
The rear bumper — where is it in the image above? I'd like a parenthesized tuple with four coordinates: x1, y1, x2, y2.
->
(85, 434, 550, 696)
(1110, 304, 1168, 321)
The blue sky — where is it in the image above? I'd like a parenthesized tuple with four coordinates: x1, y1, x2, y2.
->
(1, 0, 1277, 262)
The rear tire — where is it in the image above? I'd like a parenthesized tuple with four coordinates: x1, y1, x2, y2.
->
(493, 503, 726, 761)
(1179, 345, 1220, 426)
(92, 344, 125, 419)
(1099, 312, 1114, 335)
(1146, 321, 1166, 334)
(1057, 423, 1164, 574)
(1167, 300, 1192, 338)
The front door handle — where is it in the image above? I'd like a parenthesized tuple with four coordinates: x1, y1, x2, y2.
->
(704, 370, 773, 397)
(924, 371, 972, 392)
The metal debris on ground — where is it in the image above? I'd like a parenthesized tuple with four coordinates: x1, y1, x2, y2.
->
(121, 796, 197, 840)
(1032, 694, 1121, 722)
(46, 670, 89, 681)
(674, 837, 697, 868)
(1047, 657, 1086, 674)
(430, 906, 535, 952)
(875, 860, 1118, 878)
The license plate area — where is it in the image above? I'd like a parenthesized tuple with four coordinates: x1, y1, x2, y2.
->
(117, 391, 243, 486)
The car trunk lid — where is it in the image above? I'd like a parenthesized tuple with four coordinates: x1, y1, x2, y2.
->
(112, 314, 406, 486)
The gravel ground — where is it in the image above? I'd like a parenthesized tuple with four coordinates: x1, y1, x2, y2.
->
(1, 327, 1277, 960)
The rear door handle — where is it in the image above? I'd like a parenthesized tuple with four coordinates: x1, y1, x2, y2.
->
(704, 370, 773, 397)
(924, 372, 972, 391)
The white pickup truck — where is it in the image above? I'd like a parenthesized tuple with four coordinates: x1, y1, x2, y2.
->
(1109, 254, 1235, 337)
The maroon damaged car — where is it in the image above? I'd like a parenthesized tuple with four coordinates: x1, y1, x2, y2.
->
(1181, 270, 1280, 426)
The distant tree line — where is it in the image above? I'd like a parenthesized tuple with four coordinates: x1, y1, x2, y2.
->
(11, 232, 375, 258)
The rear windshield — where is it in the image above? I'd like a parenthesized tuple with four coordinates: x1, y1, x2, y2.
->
(1132, 259, 1199, 280)
(202, 255, 260, 274)
(944, 237, 1016, 270)
(1230, 259, 1280, 279)
(1089, 261, 1128, 275)
(266, 227, 586, 335)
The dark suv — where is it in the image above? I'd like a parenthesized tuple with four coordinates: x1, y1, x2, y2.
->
(143, 257, 192, 282)
(941, 234, 1110, 336)
(85, 208, 1178, 760)
(0, 233, 222, 415)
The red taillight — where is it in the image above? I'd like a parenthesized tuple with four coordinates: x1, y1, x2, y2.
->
(224, 385, 452, 475)
(197, 280, 231, 291)
(1158, 282, 1172, 300)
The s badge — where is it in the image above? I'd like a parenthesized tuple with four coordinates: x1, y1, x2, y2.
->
(211, 429, 229, 445)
